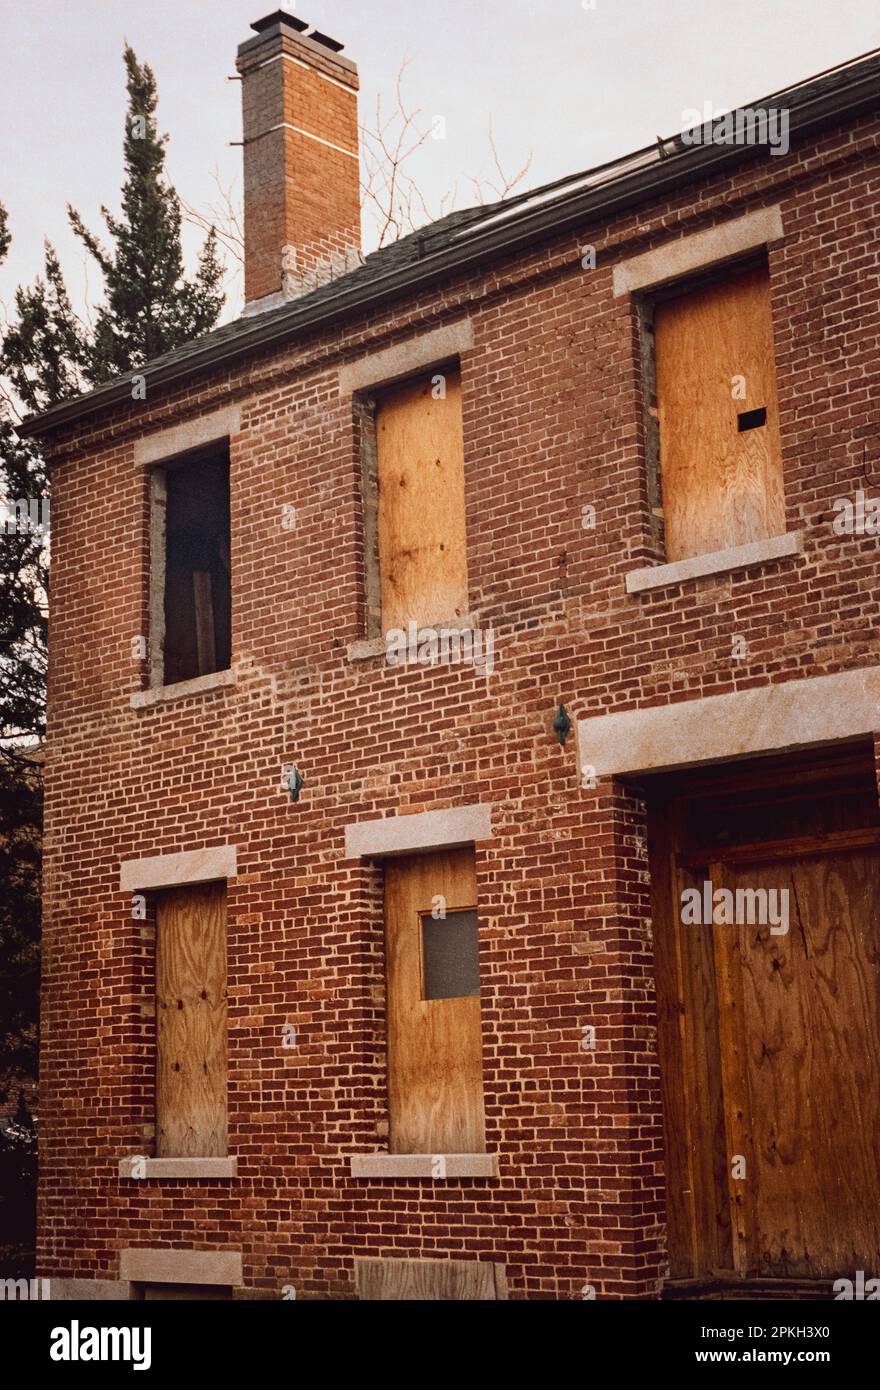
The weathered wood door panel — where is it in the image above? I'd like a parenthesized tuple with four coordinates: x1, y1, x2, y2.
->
(650, 757, 880, 1287)
(375, 368, 469, 630)
(722, 851, 880, 1279)
(355, 1256, 506, 1300)
(385, 848, 485, 1153)
(650, 805, 731, 1279)
(156, 881, 228, 1157)
(654, 263, 785, 561)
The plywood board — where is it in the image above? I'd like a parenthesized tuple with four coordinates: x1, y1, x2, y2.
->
(156, 881, 228, 1157)
(375, 368, 469, 630)
(651, 755, 880, 1286)
(385, 848, 485, 1153)
(723, 850, 880, 1279)
(649, 801, 731, 1280)
(709, 860, 756, 1278)
(654, 263, 785, 561)
(355, 1257, 505, 1301)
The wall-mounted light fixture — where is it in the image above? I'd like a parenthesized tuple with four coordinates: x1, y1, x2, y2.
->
(281, 766, 304, 803)
(552, 704, 572, 746)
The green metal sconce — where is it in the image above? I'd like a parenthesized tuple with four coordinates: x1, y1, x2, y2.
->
(553, 704, 572, 746)
(283, 766, 304, 803)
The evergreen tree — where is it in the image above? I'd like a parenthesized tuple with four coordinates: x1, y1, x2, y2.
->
(2, 239, 88, 414)
(68, 44, 224, 381)
(0, 1096, 37, 1277)
(0, 207, 45, 1286)
(0, 42, 226, 1272)
(0, 204, 47, 1121)
(0, 751, 41, 1105)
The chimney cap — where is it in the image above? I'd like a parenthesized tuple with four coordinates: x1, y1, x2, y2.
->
(249, 12, 346, 52)
(308, 29, 345, 53)
(250, 11, 309, 35)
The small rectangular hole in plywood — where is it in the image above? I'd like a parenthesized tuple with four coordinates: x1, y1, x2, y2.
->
(420, 909, 480, 1000)
(737, 406, 767, 432)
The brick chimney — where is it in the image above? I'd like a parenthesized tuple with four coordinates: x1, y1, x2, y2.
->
(237, 11, 361, 312)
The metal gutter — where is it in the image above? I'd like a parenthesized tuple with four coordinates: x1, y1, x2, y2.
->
(18, 49, 880, 439)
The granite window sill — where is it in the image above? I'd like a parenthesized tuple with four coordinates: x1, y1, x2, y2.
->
(349, 1153, 498, 1179)
(346, 614, 482, 663)
(118, 1156, 237, 1180)
(626, 531, 803, 594)
(130, 668, 235, 709)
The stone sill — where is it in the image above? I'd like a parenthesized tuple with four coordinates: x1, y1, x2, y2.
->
(625, 531, 803, 594)
(118, 1156, 237, 1180)
(346, 614, 481, 663)
(130, 668, 235, 709)
(350, 1153, 498, 1179)
(49, 1278, 137, 1301)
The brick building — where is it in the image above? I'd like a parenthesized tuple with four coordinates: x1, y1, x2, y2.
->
(22, 12, 880, 1299)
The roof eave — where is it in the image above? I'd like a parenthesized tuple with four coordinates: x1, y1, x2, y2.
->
(18, 56, 880, 441)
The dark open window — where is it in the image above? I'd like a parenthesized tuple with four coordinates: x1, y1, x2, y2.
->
(157, 445, 231, 685)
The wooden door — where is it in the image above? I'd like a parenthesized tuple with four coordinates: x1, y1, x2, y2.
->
(650, 764, 880, 1286)
(355, 1257, 506, 1300)
(156, 882, 228, 1157)
(385, 848, 485, 1153)
(716, 851, 880, 1279)
(375, 368, 469, 630)
(649, 804, 732, 1280)
(654, 263, 785, 561)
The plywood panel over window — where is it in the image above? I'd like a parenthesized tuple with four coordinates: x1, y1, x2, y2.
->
(654, 263, 785, 562)
(375, 368, 468, 630)
(385, 848, 484, 1153)
(156, 882, 228, 1158)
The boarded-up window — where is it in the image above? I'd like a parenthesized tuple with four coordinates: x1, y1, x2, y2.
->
(385, 849, 484, 1153)
(653, 263, 785, 562)
(375, 368, 468, 630)
(157, 446, 231, 686)
(156, 882, 228, 1158)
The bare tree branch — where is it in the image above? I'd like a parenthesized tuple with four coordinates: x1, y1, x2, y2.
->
(185, 61, 534, 289)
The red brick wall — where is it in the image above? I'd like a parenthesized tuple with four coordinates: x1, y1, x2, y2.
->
(238, 28, 360, 303)
(36, 108, 880, 1298)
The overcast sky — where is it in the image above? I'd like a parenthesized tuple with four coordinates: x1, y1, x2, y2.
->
(1, 0, 878, 322)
